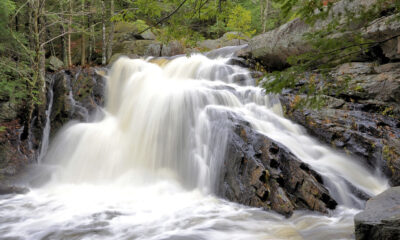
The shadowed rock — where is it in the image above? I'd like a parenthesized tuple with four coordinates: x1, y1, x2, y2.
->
(217, 110, 337, 216)
(355, 186, 400, 240)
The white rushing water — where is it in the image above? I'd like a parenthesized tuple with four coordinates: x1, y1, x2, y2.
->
(0, 52, 389, 240)
(37, 78, 55, 164)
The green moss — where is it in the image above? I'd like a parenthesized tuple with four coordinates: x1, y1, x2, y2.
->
(383, 145, 399, 176)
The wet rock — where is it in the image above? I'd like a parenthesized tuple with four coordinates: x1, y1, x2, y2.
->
(0, 120, 33, 178)
(354, 186, 400, 240)
(0, 185, 29, 195)
(280, 60, 400, 185)
(218, 110, 337, 216)
(50, 67, 106, 136)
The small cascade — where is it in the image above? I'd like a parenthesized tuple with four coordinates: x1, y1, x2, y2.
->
(66, 70, 90, 122)
(37, 77, 55, 163)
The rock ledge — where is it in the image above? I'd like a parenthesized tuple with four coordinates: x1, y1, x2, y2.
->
(355, 186, 400, 240)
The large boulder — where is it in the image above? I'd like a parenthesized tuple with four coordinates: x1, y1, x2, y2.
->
(248, 0, 398, 70)
(216, 109, 337, 216)
(354, 186, 400, 240)
(248, 18, 310, 70)
(363, 13, 400, 61)
(161, 40, 185, 57)
(50, 67, 106, 136)
(47, 56, 64, 72)
(198, 32, 249, 51)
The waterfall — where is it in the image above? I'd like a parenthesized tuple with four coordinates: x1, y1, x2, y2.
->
(37, 77, 55, 164)
(0, 53, 389, 240)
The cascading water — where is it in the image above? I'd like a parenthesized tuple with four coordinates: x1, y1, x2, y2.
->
(0, 51, 389, 240)
(37, 77, 55, 164)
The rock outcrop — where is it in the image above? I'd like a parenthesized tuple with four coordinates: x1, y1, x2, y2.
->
(0, 67, 106, 179)
(198, 32, 249, 51)
(354, 186, 400, 240)
(217, 110, 337, 216)
(247, 0, 398, 70)
(0, 185, 29, 195)
(49, 67, 106, 136)
(280, 62, 400, 185)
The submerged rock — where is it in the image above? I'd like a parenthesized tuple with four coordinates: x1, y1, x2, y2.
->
(218, 110, 337, 216)
(355, 186, 400, 240)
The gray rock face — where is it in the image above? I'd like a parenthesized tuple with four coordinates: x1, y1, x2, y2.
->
(363, 14, 400, 61)
(280, 61, 400, 185)
(50, 67, 106, 136)
(247, 0, 399, 70)
(248, 18, 311, 70)
(355, 186, 400, 240)
(216, 110, 337, 216)
(145, 43, 162, 56)
(0, 101, 19, 121)
(0, 185, 29, 195)
(198, 32, 249, 50)
(161, 41, 185, 57)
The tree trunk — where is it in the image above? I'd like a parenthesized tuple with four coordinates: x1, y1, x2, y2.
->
(263, 0, 269, 33)
(68, 0, 73, 67)
(88, 0, 93, 64)
(81, 0, 86, 66)
(101, 0, 107, 65)
(106, 0, 114, 62)
(38, 0, 47, 125)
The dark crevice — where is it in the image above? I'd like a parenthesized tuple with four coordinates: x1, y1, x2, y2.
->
(321, 193, 337, 209)
(313, 173, 324, 184)
(270, 159, 280, 168)
(259, 170, 267, 183)
(299, 163, 310, 172)
(260, 190, 269, 202)
(269, 146, 279, 155)
(276, 176, 285, 187)
(239, 156, 246, 175)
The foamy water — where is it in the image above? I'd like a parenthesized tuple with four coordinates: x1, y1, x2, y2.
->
(0, 52, 388, 240)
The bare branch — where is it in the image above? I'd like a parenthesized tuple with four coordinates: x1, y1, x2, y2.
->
(137, 0, 190, 35)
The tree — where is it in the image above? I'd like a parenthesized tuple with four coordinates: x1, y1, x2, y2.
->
(227, 5, 255, 38)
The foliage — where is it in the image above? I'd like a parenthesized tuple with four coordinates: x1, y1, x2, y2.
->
(0, 0, 32, 105)
(227, 5, 256, 38)
(264, 0, 400, 109)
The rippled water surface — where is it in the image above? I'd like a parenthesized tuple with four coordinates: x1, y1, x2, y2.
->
(1, 183, 360, 240)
